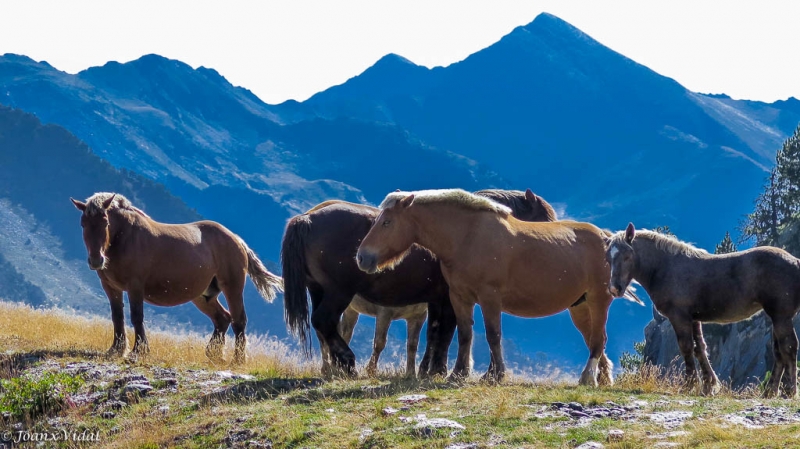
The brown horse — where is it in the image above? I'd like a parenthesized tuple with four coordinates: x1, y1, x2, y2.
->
(606, 223, 800, 397)
(70, 192, 283, 363)
(356, 189, 631, 384)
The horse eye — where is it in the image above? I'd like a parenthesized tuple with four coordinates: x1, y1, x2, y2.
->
(382, 220, 391, 227)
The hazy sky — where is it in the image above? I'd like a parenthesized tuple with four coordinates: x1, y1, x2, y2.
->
(2, 1, 798, 104)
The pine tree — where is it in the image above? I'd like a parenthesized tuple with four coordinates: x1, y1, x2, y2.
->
(740, 167, 789, 246)
(714, 231, 737, 254)
(776, 124, 800, 213)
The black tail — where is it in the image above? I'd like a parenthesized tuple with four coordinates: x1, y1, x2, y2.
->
(281, 214, 313, 355)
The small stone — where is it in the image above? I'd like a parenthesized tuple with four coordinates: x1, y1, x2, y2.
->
(445, 444, 478, 449)
(398, 394, 428, 403)
(607, 429, 624, 441)
(157, 405, 170, 413)
(325, 408, 334, 413)
(101, 411, 116, 419)
(569, 410, 590, 419)
(568, 402, 584, 411)
(414, 418, 465, 437)
(383, 407, 399, 416)
(576, 442, 604, 449)
(123, 382, 153, 396)
(551, 401, 566, 409)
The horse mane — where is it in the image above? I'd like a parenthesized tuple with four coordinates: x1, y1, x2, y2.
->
(612, 229, 708, 257)
(475, 189, 558, 221)
(380, 189, 512, 216)
(85, 192, 151, 219)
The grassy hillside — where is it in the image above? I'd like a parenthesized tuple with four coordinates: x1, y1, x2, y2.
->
(1, 301, 800, 448)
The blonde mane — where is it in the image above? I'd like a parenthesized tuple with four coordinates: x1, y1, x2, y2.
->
(612, 229, 707, 257)
(85, 192, 150, 219)
(380, 189, 512, 216)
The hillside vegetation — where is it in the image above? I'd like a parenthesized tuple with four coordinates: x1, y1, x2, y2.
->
(2, 301, 800, 448)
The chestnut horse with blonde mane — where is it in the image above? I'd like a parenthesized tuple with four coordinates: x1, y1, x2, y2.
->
(71, 192, 283, 363)
(357, 189, 634, 384)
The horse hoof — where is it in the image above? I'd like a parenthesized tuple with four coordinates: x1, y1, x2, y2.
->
(106, 347, 126, 359)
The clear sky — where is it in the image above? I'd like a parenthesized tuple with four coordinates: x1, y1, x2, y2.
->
(2, 1, 798, 104)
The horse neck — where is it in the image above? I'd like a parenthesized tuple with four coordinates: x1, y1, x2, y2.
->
(107, 208, 145, 247)
(407, 204, 483, 264)
(631, 237, 674, 292)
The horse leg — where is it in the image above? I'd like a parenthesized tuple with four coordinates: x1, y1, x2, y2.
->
(669, 316, 699, 392)
(339, 306, 360, 344)
(405, 310, 426, 378)
(421, 297, 456, 378)
(101, 281, 127, 357)
(191, 296, 232, 363)
(771, 315, 798, 398)
(578, 293, 611, 387)
(366, 311, 391, 376)
(692, 321, 719, 396)
(316, 330, 334, 377)
(310, 290, 356, 377)
(128, 289, 149, 357)
(569, 302, 613, 386)
(219, 273, 248, 364)
(447, 291, 475, 381)
(479, 298, 505, 383)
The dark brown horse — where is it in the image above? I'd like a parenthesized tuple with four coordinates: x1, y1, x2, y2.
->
(356, 189, 635, 384)
(606, 223, 800, 397)
(71, 192, 283, 363)
(281, 189, 556, 376)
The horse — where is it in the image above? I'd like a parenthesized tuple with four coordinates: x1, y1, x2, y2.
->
(281, 189, 557, 377)
(356, 189, 637, 384)
(70, 192, 283, 363)
(321, 296, 428, 376)
(606, 223, 800, 397)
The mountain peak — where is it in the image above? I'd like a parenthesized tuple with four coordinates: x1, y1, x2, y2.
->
(507, 12, 595, 47)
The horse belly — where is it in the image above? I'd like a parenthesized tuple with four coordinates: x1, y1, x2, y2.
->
(143, 266, 216, 305)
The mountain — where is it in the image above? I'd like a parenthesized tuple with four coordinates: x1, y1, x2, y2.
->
(274, 13, 800, 248)
(2, 12, 799, 371)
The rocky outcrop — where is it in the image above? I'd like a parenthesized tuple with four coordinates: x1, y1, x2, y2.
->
(643, 306, 800, 388)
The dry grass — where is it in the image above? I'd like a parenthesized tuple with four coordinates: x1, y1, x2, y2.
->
(615, 363, 761, 399)
(0, 301, 314, 377)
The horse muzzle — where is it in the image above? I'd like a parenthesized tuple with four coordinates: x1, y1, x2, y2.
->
(88, 256, 106, 271)
(356, 250, 378, 274)
(608, 284, 622, 297)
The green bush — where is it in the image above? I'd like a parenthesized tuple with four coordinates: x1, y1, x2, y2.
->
(619, 340, 646, 374)
(0, 371, 83, 421)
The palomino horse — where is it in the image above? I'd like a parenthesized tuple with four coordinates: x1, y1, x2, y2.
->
(321, 296, 428, 376)
(71, 192, 283, 363)
(606, 223, 800, 397)
(356, 189, 634, 384)
(281, 189, 557, 376)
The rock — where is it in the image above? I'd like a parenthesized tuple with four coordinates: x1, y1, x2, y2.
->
(414, 418, 465, 437)
(551, 401, 566, 409)
(398, 394, 428, 404)
(576, 442, 604, 449)
(157, 405, 170, 413)
(648, 411, 693, 428)
(567, 402, 584, 411)
(101, 411, 116, 419)
(114, 374, 149, 387)
(607, 429, 624, 441)
(382, 407, 399, 416)
(643, 309, 800, 388)
(445, 444, 478, 449)
(224, 429, 255, 445)
(101, 400, 127, 411)
(123, 382, 153, 398)
(569, 410, 590, 419)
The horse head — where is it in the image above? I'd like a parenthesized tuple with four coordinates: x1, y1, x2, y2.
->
(71, 193, 116, 270)
(356, 193, 416, 274)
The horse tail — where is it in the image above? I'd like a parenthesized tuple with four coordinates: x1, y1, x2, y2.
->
(242, 240, 284, 303)
(281, 214, 313, 354)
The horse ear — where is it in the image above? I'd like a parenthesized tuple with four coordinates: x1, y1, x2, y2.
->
(399, 194, 415, 208)
(624, 222, 636, 244)
(70, 198, 87, 212)
(102, 194, 116, 210)
(395, 189, 401, 192)
(524, 188, 539, 203)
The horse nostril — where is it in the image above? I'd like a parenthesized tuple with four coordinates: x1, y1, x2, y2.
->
(357, 254, 363, 264)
